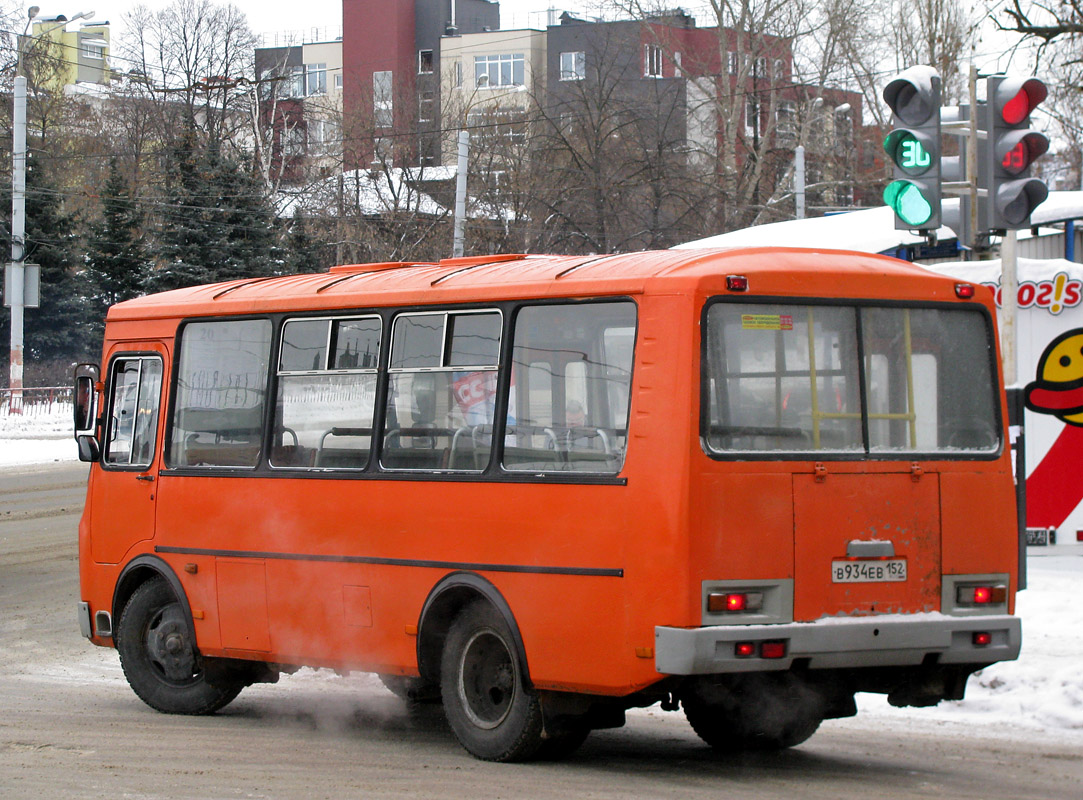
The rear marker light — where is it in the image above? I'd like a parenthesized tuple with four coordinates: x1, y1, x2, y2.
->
(735, 642, 756, 658)
(707, 591, 764, 613)
(956, 585, 1007, 605)
(955, 283, 976, 299)
(760, 641, 787, 659)
(973, 632, 993, 647)
(726, 275, 749, 292)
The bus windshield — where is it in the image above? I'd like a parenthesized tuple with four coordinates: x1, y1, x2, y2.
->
(704, 301, 1000, 455)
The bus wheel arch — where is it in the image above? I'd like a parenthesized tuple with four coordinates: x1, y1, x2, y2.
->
(416, 571, 529, 690)
(113, 555, 193, 639)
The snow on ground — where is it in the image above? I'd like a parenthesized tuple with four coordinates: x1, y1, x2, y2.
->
(0, 403, 78, 466)
(2, 409, 1080, 740)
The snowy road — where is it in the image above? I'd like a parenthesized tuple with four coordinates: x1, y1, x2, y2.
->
(1, 460, 1080, 798)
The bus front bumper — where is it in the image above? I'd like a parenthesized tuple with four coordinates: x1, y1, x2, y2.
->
(655, 613, 1021, 674)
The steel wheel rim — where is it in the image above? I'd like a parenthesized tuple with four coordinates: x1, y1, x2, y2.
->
(144, 602, 200, 687)
(457, 627, 517, 730)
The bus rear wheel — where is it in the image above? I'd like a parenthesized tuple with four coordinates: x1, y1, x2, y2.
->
(682, 673, 822, 752)
(440, 600, 544, 761)
(117, 577, 242, 715)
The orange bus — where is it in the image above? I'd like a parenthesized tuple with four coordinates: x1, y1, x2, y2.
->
(74, 248, 1022, 761)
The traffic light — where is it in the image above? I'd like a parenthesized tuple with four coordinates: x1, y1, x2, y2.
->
(883, 66, 942, 230)
(979, 76, 1049, 231)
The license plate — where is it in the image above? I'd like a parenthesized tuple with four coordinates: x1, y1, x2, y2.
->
(831, 559, 907, 583)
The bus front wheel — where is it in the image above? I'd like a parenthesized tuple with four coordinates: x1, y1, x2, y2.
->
(117, 577, 242, 715)
(682, 673, 822, 752)
(440, 599, 544, 761)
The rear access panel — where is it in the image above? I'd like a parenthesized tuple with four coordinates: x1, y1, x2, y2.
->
(793, 472, 940, 621)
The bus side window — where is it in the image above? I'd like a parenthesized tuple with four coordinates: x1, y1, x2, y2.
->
(502, 301, 636, 474)
(382, 310, 501, 472)
(168, 319, 272, 468)
(273, 316, 381, 470)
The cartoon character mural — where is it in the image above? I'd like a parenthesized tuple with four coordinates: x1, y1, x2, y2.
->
(1023, 328, 1083, 531)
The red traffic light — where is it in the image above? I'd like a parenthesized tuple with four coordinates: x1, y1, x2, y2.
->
(995, 77, 1047, 125)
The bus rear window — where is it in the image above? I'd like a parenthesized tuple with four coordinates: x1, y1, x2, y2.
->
(704, 302, 999, 456)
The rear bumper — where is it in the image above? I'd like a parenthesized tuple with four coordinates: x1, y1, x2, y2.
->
(655, 613, 1021, 675)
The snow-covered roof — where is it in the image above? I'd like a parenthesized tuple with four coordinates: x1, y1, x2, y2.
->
(276, 168, 446, 219)
(674, 191, 1083, 254)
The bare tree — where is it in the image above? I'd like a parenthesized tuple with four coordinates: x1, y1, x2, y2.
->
(119, 0, 258, 151)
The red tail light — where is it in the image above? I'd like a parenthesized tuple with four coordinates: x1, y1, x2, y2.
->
(760, 641, 787, 659)
(707, 591, 764, 613)
(973, 632, 992, 647)
(956, 585, 1007, 605)
(735, 642, 756, 658)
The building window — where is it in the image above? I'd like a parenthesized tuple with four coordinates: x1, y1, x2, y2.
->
(754, 57, 766, 78)
(727, 51, 738, 76)
(776, 100, 797, 141)
(289, 65, 305, 98)
(335, 72, 343, 90)
(373, 70, 393, 128)
(418, 49, 434, 74)
(454, 59, 463, 88)
(745, 96, 761, 137)
(560, 51, 585, 81)
(774, 59, 784, 79)
(81, 41, 106, 60)
(474, 54, 525, 88)
(645, 44, 663, 77)
(306, 63, 327, 96)
(419, 90, 434, 123)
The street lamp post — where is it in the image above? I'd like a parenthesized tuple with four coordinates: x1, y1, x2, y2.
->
(7, 8, 93, 410)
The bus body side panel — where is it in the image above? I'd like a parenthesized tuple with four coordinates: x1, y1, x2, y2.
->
(145, 292, 693, 696)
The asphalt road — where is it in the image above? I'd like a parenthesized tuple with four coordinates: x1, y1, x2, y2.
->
(1, 461, 1080, 799)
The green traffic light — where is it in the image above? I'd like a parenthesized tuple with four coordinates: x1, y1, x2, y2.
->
(900, 139, 930, 170)
(884, 180, 933, 226)
(883, 130, 933, 174)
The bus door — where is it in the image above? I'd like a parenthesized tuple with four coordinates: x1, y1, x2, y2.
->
(89, 344, 168, 565)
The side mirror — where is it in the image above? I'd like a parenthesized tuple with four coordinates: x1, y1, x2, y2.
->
(74, 363, 100, 462)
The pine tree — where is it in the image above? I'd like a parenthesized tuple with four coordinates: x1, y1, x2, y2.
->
(146, 132, 283, 293)
(0, 153, 95, 367)
(84, 158, 150, 338)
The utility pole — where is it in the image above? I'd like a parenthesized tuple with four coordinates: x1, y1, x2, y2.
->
(452, 130, 469, 258)
(8, 73, 27, 410)
(7, 8, 95, 409)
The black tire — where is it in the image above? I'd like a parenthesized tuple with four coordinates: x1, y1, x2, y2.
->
(682, 673, 821, 752)
(116, 577, 242, 715)
(440, 600, 543, 761)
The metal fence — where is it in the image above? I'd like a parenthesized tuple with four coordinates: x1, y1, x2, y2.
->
(0, 386, 73, 416)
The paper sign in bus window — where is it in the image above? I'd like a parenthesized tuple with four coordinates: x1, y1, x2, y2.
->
(741, 314, 794, 330)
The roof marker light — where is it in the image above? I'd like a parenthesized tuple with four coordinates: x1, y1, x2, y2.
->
(955, 283, 976, 299)
(726, 275, 749, 292)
